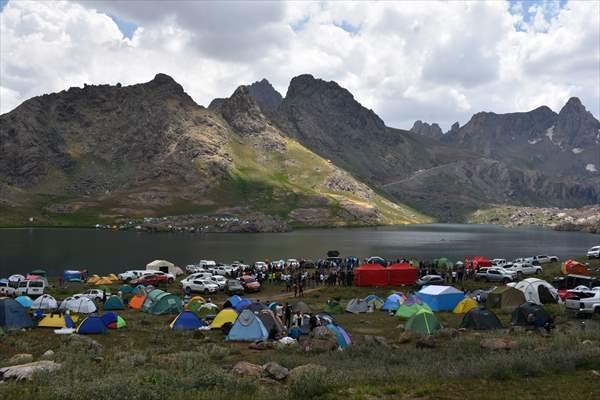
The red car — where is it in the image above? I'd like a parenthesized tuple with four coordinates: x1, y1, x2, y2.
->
(239, 275, 261, 293)
(130, 274, 169, 286)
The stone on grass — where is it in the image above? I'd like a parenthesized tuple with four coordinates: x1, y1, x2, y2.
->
(0, 361, 62, 381)
(61, 334, 104, 355)
(8, 354, 33, 364)
(364, 335, 390, 348)
(232, 361, 263, 377)
(398, 331, 413, 344)
(262, 361, 289, 380)
(41, 350, 55, 360)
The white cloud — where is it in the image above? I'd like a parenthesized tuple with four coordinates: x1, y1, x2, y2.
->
(1, 0, 598, 131)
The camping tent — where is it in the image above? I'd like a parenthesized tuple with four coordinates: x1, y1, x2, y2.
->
(31, 294, 58, 310)
(387, 263, 418, 286)
(381, 293, 404, 311)
(101, 312, 127, 329)
(210, 309, 238, 329)
(14, 295, 33, 308)
(38, 313, 75, 329)
(77, 316, 108, 334)
(170, 311, 206, 330)
(118, 285, 133, 294)
(224, 295, 242, 309)
(226, 309, 269, 341)
(63, 270, 83, 282)
(486, 286, 526, 311)
(354, 263, 388, 287)
(0, 299, 34, 330)
(245, 302, 268, 314)
(346, 298, 368, 314)
(141, 289, 182, 315)
(60, 296, 97, 314)
(129, 292, 146, 309)
(291, 301, 312, 314)
(511, 302, 550, 327)
(195, 303, 219, 320)
(417, 286, 464, 312)
(107, 274, 119, 281)
(362, 294, 383, 310)
(104, 295, 125, 310)
(562, 259, 589, 276)
(512, 278, 560, 305)
(268, 301, 282, 312)
(146, 259, 177, 275)
(405, 309, 441, 335)
(453, 297, 479, 314)
(257, 309, 285, 338)
(95, 277, 113, 285)
(131, 285, 146, 295)
(185, 296, 206, 309)
(87, 275, 101, 284)
(324, 299, 344, 314)
(8, 274, 25, 282)
(395, 302, 431, 319)
(234, 299, 253, 313)
(325, 324, 352, 348)
(459, 307, 503, 330)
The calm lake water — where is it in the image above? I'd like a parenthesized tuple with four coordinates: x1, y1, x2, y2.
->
(0, 224, 597, 277)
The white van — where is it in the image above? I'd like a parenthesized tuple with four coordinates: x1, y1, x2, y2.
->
(0, 280, 16, 296)
(15, 280, 45, 296)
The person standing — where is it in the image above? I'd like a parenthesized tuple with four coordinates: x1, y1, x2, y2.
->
(284, 302, 292, 328)
(299, 280, 304, 297)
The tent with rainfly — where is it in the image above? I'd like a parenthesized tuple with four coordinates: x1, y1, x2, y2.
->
(60, 296, 97, 314)
(0, 298, 34, 330)
(223, 295, 242, 309)
(453, 297, 479, 314)
(257, 309, 285, 338)
(381, 293, 404, 311)
(104, 295, 125, 310)
(511, 278, 560, 305)
(346, 298, 368, 314)
(362, 294, 383, 310)
(15, 295, 33, 309)
(185, 296, 206, 310)
(170, 311, 206, 330)
(226, 309, 269, 341)
(234, 299, 253, 313)
(325, 324, 352, 348)
(210, 309, 238, 329)
(195, 303, 219, 320)
(38, 313, 76, 329)
(405, 309, 441, 335)
(31, 294, 58, 310)
(141, 289, 182, 315)
(511, 302, 551, 327)
(77, 316, 108, 334)
(395, 302, 431, 319)
(129, 292, 146, 309)
(100, 312, 127, 329)
(417, 285, 464, 312)
(459, 307, 503, 330)
(486, 286, 526, 311)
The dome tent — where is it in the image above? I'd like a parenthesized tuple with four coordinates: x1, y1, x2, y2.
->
(486, 287, 526, 311)
(195, 303, 219, 320)
(129, 292, 146, 309)
(405, 309, 441, 335)
(362, 294, 383, 310)
(77, 316, 108, 334)
(511, 302, 550, 327)
(31, 294, 58, 310)
(223, 295, 242, 309)
(291, 301, 312, 314)
(346, 298, 368, 314)
(60, 295, 97, 314)
(417, 285, 464, 312)
(170, 311, 206, 330)
(15, 295, 33, 308)
(0, 299, 34, 330)
(104, 295, 125, 310)
(141, 289, 183, 315)
(512, 278, 560, 305)
(210, 309, 238, 329)
(459, 307, 503, 330)
(325, 324, 352, 348)
(453, 297, 478, 314)
(38, 313, 75, 329)
(395, 302, 431, 319)
(257, 309, 285, 338)
(226, 309, 269, 341)
(381, 293, 404, 311)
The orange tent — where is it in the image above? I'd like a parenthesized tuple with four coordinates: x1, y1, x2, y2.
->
(561, 259, 589, 275)
(129, 294, 146, 309)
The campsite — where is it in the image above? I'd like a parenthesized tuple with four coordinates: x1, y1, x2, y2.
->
(1, 254, 599, 400)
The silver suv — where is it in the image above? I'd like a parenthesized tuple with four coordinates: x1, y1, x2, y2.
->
(475, 267, 517, 283)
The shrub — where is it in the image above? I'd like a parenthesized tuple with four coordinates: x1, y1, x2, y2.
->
(288, 368, 333, 400)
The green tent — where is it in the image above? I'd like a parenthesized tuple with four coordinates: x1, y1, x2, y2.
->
(141, 289, 182, 315)
(459, 307, 503, 330)
(395, 303, 431, 319)
(324, 299, 344, 315)
(97, 285, 112, 295)
(118, 285, 132, 294)
(114, 316, 126, 329)
(486, 287, 526, 311)
(405, 309, 441, 335)
(195, 303, 219, 320)
(104, 295, 125, 310)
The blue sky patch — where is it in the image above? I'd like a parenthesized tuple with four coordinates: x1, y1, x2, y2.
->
(290, 15, 310, 32)
(0, 0, 9, 13)
(334, 20, 360, 36)
(508, 0, 568, 27)
(109, 13, 138, 39)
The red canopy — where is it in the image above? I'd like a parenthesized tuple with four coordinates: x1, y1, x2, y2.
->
(387, 263, 418, 286)
(466, 256, 492, 269)
(354, 263, 388, 287)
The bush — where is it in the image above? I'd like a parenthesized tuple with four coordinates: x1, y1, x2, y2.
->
(288, 368, 333, 400)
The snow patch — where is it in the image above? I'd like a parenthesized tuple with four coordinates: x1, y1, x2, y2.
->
(528, 138, 542, 145)
(586, 163, 597, 172)
(545, 125, 555, 142)
(571, 148, 583, 154)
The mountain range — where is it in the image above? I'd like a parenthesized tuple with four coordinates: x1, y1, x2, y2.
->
(1, 73, 598, 230)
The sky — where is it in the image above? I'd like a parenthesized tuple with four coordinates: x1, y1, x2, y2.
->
(1, 0, 598, 130)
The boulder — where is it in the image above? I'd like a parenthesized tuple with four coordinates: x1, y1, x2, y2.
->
(232, 361, 263, 377)
(416, 336, 436, 349)
(61, 334, 104, 355)
(480, 338, 518, 350)
(289, 364, 327, 381)
(8, 354, 33, 364)
(298, 337, 337, 352)
(398, 331, 413, 344)
(40, 350, 55, 360)
(0, 361, 62, 381)
(364, 335, 390, 348)
(262, 361, 289, 381)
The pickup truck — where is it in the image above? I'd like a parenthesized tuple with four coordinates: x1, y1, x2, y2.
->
(475, 267, 517, 283)
(531, 255, 559, 264)
(565, 289, 600, 316)
(504, 262, 542, 276)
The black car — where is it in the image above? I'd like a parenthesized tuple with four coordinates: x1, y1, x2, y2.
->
(226, 279, 245, 295)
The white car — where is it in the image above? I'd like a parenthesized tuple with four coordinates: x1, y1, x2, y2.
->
(199, 260, 217, 269)
(287, 259, 300, 268)
(565, 290, 600, 316)
(531, 255, 559, 264)
(118, 270, 153, 282)
(587, 246, 600, 259)
(505, 263, 542, 276)
(492, 259, 507, 266)
(80, 289, 108, 301)
(0, 281, 16, 296)
(254, 261, 268, 271)
(15, 280, 45, 297)
(208, 275, 227, 290)
(181, 272, 213, 284)
(181, 279, 219, 295)
(209, 266, 231, 276)
(146, 270, 175, 283)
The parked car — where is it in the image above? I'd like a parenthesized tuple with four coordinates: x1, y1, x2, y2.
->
(587, 246, 600, 259)
(239, 275, 261, 293)
(208, 275, 227, 290)
(552, 274, 600, 300)
(226, 279, 245, 295)
(254, 261, 268, 272)
(181, 279, 219, 295)
(209, 265, 231, 277)
(504, 262, 542, 276)
(491, 259, 507, 267)
(415, 275, 444, 288)
(181, 272, 213, 285)
(80, 289, 109, 301)
(145, 270, 175, 283)
(287, 259, 300, 268)
(130, 274, 169, 286)
(531, 255, 559, 264)
(0, 280, 15, 296)
(15, 279, 45, 297)
(565, 289, 600, 316)
(199, 260, 217, 269)
(186, 264, 204, 274)
(475, 267, 516, 283)
(118, 270, 152, 282)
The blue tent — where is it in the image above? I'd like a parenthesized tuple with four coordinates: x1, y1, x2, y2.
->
(325, 323, 352, 348)
(381, 294, 403, 311)
(100, 312, 118, 327)
(0, 299, 34, 330)
(131, 284, 146, 295)
(363, 294, 383, 304)
(268, 301, 282, 312)
(63, 270, 82, 282)
(226, 309, 269, 341)
(118, 285, 133, 294)
(234, 299, 253, 313)
(224, 295, 242, 309)
(170, 311, 206, 330)
(416, 285, 465, 312)
(15, 295, 33, 308)
(77, 316, 108, 334)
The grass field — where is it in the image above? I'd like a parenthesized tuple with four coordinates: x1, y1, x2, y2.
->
(1, 258, 600, 399)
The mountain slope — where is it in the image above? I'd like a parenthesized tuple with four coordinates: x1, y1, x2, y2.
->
(0, 75, 429, 228)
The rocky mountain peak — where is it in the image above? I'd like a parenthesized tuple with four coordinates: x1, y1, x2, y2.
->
(219, 85, 269, 135)
(410, 120, 443, 138)
(554, 96, 600, 147)
(247, 78, 283, 112)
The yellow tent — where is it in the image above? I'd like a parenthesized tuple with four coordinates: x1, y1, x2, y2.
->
(185, 296, 206, 310)
(453, 297, 478, 314)
(210, 309, 238, 329)
(87, 274, 100, 284)
(107, 274, 119, 281)
(38, 313, 79, 328)
(95, 277, 114, 285)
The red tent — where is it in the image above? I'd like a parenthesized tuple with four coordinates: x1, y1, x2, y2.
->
(354, 263, 388, 287)
(466, 256, 492, 270)
(387, 263, 418, 286)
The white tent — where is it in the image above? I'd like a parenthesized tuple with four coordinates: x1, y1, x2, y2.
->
(146, 259, 176, 275)
(513, 278, 560, 305)
(8, 274, 25, 282)
(59, 295, 97, 314)
(31, 294, 58, 310)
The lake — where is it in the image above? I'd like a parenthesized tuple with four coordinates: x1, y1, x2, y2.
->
(0, 224, 597, 277)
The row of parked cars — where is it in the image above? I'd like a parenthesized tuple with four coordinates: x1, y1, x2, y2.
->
(179, 272, 260, 295)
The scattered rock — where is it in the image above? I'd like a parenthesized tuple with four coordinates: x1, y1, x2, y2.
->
(591, 370, 600, 377)
(0, 361, 62, 381)
(364, 335, 390, 348)
(232, 361, 263, 377)
(480, 338, 518, 350)
(582, 340, 593, 346)
(398, 331, 413, 344)
(248, 341, 274, 351)
(289, 364, 327, 381)
(298, 337, 338, 352)
(416, 336, 436, 349)
(40, 350, 55, 360)
(8, 354, 33, 365)
(61, 334, 104, 355)
(262, 361, 289, 381)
